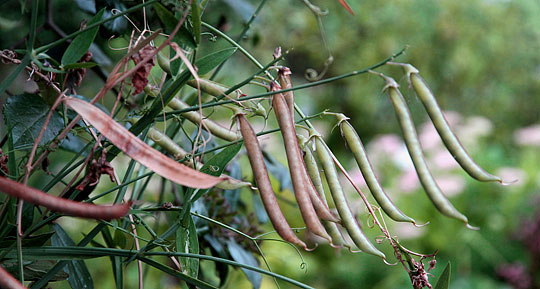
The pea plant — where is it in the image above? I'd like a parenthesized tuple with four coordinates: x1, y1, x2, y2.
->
(0, 1, 510, 288)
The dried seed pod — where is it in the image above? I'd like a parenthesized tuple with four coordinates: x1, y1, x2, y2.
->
(0, 176, 130, 220)
(374, 72, 475, 228)
(313, 136, 386, 258)
(278, 67, 295, 119)
(237, 113, 308, 250)
(334, 113, 416, 224)
(271, 82, 333, 242)
(398, 63, 502, 183)
(65, 97, 224, 189)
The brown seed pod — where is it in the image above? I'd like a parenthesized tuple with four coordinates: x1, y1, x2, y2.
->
(236, 113, 308, 250)
(0, 176, 130, 220)
(64, 97, 224, 189)
(271, 82, 332, 242)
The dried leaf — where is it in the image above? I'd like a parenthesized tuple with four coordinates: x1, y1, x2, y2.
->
(64, 97, 224, 189)
(131, 45, 155, 94)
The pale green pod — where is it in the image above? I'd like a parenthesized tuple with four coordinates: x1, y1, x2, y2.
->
(401, 64, 501, 183)
(168, 97, 241, 142)
(314, 136, 386, 258)
(377, 73, 474, 228)
(335, 113, 416, 224)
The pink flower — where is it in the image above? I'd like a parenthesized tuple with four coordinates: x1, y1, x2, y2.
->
(432, 149, 460, 171)
(514, 124, 540, 146)
(398, 168, 420, 193)
(434, 175, 465, 196)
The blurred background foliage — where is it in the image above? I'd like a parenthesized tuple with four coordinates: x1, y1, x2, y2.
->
(1, 0, 540, 288)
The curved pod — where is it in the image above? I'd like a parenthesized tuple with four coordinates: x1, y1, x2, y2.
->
(314, 136, 386, 258)
(237, 114, 308, 250)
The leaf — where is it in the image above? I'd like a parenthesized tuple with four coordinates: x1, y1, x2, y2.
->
(223, 160, 242, 211)
(190, 142, 243, 202)
(0, 232, 55, 248)
(3, 93, 64, 150)
(153, 3, 196, 48)
(65, 98, 224, 189)
(75, 0, 96, 13)
(196, 47, 237, 75)
(338, 0, 355, 15)
(434, 262, 451, 289)
(51, 224, 94, 289)
(61, 9, 105, 65)
(176, 215, 199, 278)
(63, 62, 98, 70)
(252, 192, 269, 224)
(226, 240, 261, 289)
(262, 150, 293, 192)
(2, 260, 69, 282)
(103, 3, 127, 34)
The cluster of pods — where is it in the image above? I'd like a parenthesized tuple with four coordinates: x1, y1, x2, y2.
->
(233, 63, 504, 259)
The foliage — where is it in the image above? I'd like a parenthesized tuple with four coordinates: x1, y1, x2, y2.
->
(0, 0, 539, 289)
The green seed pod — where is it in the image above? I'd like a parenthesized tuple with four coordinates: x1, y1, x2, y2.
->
(374, 72, 476, 229)
(399, 63, 501, 183)
(334, 113, 416, 224)
(314, 135, 386, 258)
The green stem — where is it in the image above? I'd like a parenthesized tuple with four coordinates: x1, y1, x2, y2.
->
(159, 47, 406, 119)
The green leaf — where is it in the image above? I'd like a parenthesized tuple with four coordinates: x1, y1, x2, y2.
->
(2, 260, 69, 282)
(190, 142, 243, 202)
(434, 262, 451, 289)
(3, 93, 64, 150)
(51, 224, 94, 289)
(139, 257, 216, 289)
(63, 62, 98, 70)
(196, 47, 237, 75)
(262, 150, 293, 192)
(0, 232, 55, 248)
(226, 240, 261, 289)
(153, 3, 196, 48)
(191, 0, 201, 45)
(61, 9, 104, 65)
(176, 216, 199, 278)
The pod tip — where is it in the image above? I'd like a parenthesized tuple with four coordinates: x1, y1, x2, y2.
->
(499, 178, 518, 186)
(305, 243, 319, 252)
(465, 223, 480, 231)
(412, 221, 430, 228)
(382, 258, 398, 266)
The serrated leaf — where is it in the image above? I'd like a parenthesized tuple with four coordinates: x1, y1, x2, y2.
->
(176, 216, 199, 278)
(63, 62, 98, 70)
(61, 9, 104, 65)
(434, 262, 451, 289)
(190, 142, 243, 202)
(153, 3, 196, 48)
(51, 224, 94, 289)
(226, 240, 261, 289)
(262, 150, 293, 192)
(196, 47, 237, 75)
(3, 94, 64, 150)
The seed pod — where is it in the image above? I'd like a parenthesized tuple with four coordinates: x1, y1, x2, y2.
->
(399, 63, 501, 183)
(278, 67, 295, 119)
(65, 97, 224, 189)
(297, 135, 340, 223)
(167, 97, 241, 142)
(271, 82, 332, 242)
(300, 136, 351, 249)
(334, 113, 416, 224)
(0, 266, 26, 289)
(313, 135, 386, 258)
(236, 113, 308, 250)
(0, 176, 130, 220)
(129, 120, 251, 190)
(374, 73, 475, 228)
